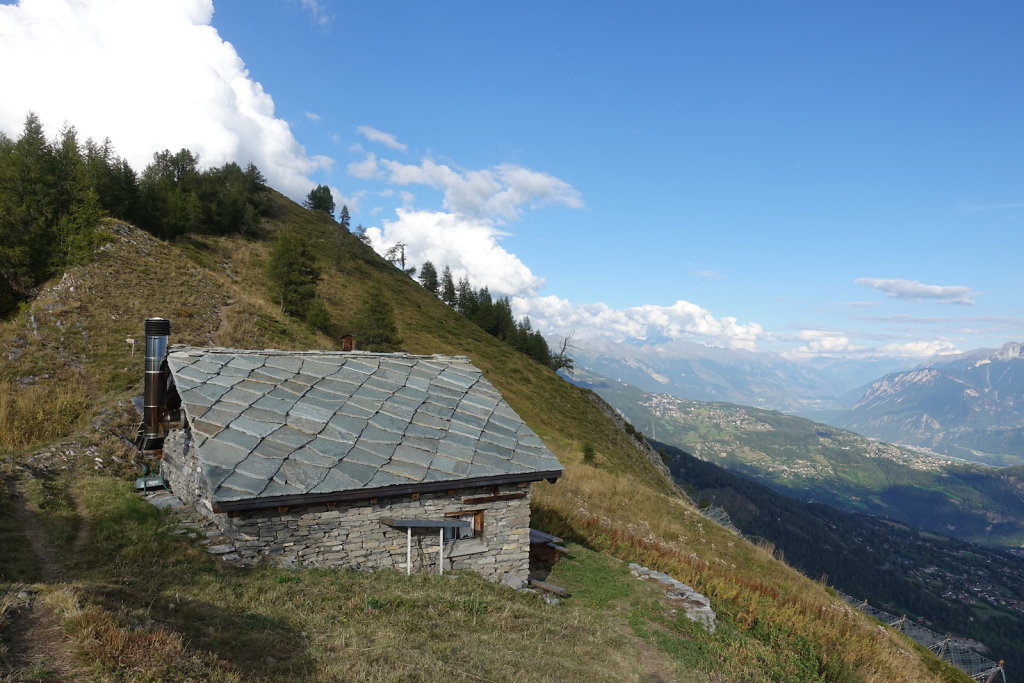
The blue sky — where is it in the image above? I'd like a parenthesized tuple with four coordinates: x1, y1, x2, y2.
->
(2, 0, 1022, 360)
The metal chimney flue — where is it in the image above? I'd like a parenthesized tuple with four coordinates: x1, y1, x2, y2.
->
(138, 317, 171, 451)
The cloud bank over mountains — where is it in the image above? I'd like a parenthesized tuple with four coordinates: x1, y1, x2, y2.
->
(0, 0, 329, 200)
(512, 296, 766, 351)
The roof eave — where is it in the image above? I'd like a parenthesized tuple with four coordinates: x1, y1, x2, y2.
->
(210, 469, 563, 514)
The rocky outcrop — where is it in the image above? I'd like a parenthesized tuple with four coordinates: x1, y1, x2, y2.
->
(629, 563, 716, 632)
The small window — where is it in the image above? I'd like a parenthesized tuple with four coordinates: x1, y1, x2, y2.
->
(444, 510, 483, 541)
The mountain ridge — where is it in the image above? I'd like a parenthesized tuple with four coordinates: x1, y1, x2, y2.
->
(836, 341, 1024, 466)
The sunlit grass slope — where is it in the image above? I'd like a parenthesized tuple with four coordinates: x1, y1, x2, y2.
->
(0, 193, 969, 681)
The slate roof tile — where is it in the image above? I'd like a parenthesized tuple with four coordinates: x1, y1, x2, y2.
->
(264, 425, 315, 450)
(264, 355, 302, 373)
(174, 365, 207, 383)
(258, 364, 294, 381)
(365, 469, 408, 488)
(275, 459, 329, 491)
(218, 470, 268, 497)
(428, 454, 462, 475)
(307, 437, 353, 461)
(251, 438, 293, 461)
(193, 382, 231, 402)
(316, 423, 358, 446)
(199, 467, 232, 494)
(334, 366, 371, 384)
(205, 373, 243, 388)
(316, 377, 357, 397)
(345, 445, 389, 468)
(352, 439, 397, 461)
(226, 356, 262, 371)
(168, 348, 562, 504)
(354, 386, 392, 403)
(278, 380, 308, 396)
(216, 428, 260, 453)
(391, 444, 433, 467)
(289, 402, 334, 424)
(236, 454, 285, 480)
(343, 358, 378, 375)
(436, 440, 475, 463)
(334, 459, 378, 485)
(404, 423, 446, 440)
(473, 450, 515, 473)
(259, 480, 305, 498)
(338, 401, 375, 420)
(200, 439, 249, 470)
(286, 412, 328, 435)
(232, 414, 280, 437)
(395, 386, 429, 403)
(190, 418, 224, 439)
(310, 467, 362, 493)
(418, 402, 455, 421)
(326, 414, 366, 438)
(379, 460, 427, 482)
(289, 446, 339, 469)
(253, 396, 297, 415)
(219, 386, 263, 406)
(219, 364, 250, 378)
(410, 412, 448, 430)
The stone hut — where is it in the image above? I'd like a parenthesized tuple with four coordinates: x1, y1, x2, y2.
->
(142, 320, 562, 588)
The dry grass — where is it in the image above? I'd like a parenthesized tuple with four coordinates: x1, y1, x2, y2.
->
(0, 381, 89, 452)
(61, 476, 674, 682)
(0, 200, 969, 681)
(533, 465, 969, 682)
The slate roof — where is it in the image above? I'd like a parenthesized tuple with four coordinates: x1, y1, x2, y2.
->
(166, 348, 562, 509)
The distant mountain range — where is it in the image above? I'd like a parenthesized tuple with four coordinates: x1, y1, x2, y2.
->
(831, 342, 1024, 466)
(574, 368, 1024, 548)
(575, 339, 1024, 467)
(573, 339, 913, 412)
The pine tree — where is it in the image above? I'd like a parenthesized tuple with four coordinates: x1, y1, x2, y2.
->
(418, 261, 439, 295)
(267, 231, 320, 318)
(354, 284, 402, 352)
(304, 184, 335, 216)
(455, 276, 475, 314)
(440, 266, 457, 306)
(339, 204, 350, 230)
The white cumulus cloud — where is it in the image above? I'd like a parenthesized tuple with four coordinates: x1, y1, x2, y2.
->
(356, 125, 408, 151)
(0, 0, 331, 201)
(510, 296, 765, 351)
(347, 153, 381, 179)
(781, 330, 864, 358)
(364, 210, 545, 297)
(367, 158, 583, 221)
(855, 277, 977, 304)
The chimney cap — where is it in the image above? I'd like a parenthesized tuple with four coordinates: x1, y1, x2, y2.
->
(145, 317, 171, 336)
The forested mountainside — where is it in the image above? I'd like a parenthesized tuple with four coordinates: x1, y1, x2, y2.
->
(0, 117, 972, 681)
(656, 440, 1024, 671)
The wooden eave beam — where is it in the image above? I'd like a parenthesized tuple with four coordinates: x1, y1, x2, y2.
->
(210, 469, 563, 514)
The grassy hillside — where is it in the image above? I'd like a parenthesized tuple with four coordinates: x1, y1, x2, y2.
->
(584, 372, 1024, 548)
(1, 192, 971, 681)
